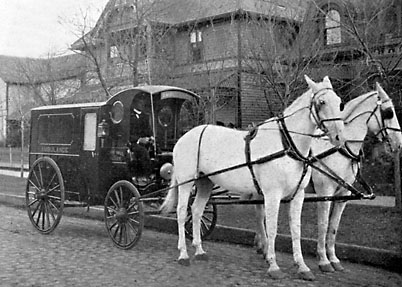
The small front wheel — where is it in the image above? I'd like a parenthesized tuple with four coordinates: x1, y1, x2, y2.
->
(185, 195, 217, 240)
(104, 180, 144, 249)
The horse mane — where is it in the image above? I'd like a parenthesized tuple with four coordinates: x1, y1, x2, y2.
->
(283, 88, 312, 116)
(342, 91, 378, 123)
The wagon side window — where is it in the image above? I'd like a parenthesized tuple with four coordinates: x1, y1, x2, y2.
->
(83, 113, 97, 151)
(38, 114, 74, 145)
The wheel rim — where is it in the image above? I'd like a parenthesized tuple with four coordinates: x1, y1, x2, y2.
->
(104, 181, 144, 249)
(26, 157, 65, 234)
(185, 200, 217, 240)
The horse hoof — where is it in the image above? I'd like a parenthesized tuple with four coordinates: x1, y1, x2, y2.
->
(178, 258, 191, 266)
(297, 271, 315, 281)
(331, 261, 345, 272)
(319, 263, 335, 273)
(194, 253, 209, 261)
(268, 269, 287, 280)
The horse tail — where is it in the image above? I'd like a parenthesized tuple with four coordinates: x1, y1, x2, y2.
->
(160, 172, 178, 215)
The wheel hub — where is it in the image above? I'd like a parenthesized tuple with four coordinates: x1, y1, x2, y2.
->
(36, 188, 48, 200)
(115, 208, 128, 223)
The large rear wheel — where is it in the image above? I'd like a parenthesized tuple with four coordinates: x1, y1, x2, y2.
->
(104, 180, 144, 249)
(26, 157, 65, 234)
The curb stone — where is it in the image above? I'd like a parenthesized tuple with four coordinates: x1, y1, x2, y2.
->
(1, 192, 400, 274)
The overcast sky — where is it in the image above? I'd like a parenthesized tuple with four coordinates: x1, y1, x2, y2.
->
(0, 0, 109, 58)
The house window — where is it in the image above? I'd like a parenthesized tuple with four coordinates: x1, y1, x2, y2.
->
(190, 30, 203, 62)
(109, 45, 119, 59)
(325, 9, 341, 45)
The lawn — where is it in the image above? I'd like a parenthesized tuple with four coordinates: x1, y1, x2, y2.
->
(217, 203, 401, 253)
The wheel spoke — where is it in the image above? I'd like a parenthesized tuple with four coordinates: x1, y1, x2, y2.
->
(46, 172, 58, 191)
(28, 198, 39, 208)
(127, 199, 139, 211)
(128, 217, 140, 226)
(37, 163, 44, 188)
(127, 210, 139, 216)
(47, 198, 60, 213)
(46, 200, 58, 222)
(32, 168, 42, 190)
(44, 202, 51, 229)
(109, 197, 119, 210)
(106, 206, 117, 217)
(31, 200, 41, 218)
(47, 183, 60, 194)
(108, 220, 118, 231)
(28, 179, 41, 193)
(114, 189, 121, 207)
(126, 220, 138, 236)
(35, 202, 43, 226)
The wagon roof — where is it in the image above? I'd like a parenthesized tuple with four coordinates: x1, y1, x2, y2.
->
(106, 85, 199, 104)
(31, 101, 106, 111)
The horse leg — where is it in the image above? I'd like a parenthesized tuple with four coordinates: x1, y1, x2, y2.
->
(264, 194, 287, 279)
(254, 204, 267, 256)
(192, 178, 213, 261)
(288, 189, 315, 281)
(317, 200, 335, 272)
(326, 200, 348, 271)
(176, 183, 192, 266)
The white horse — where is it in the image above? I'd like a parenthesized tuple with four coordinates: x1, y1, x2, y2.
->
(254, 83, 402, 273)
(161, 75, 345, 281)
(311, 83, 402, 272)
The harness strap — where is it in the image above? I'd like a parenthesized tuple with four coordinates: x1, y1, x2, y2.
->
(282, 161, 310, 203)
(195, 125, 209, 179)
(244, 125, 263, 195)
(277, 115, 308, 161)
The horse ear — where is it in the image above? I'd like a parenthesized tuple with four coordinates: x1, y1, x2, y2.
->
(322, 76, 333, 88)
(376, 82, 386, 95)
(304, 75, 316, 90)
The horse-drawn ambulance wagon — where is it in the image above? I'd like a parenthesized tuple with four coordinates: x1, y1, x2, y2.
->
(25, 85, 217, 249)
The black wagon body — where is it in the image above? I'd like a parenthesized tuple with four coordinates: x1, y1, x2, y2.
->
(26, 85, 201, 248)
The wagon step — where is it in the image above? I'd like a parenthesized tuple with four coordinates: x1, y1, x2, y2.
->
(64, 200, 89, 208)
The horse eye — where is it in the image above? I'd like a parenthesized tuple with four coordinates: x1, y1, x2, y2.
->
(381, 108, 394, 120)
(319, 99, 325, 106)
(340, 102, 345, 111)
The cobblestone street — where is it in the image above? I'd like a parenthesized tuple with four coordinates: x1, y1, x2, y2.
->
(0, 204, 400, 286)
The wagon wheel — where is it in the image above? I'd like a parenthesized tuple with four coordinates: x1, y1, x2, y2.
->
(26, 157, 65, 234)
(185, 191, 218, 240)
(104, 180, 144, 249)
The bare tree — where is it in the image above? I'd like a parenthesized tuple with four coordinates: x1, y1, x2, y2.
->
(242, 6, 325, 116)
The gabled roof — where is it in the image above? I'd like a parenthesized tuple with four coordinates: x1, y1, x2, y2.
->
(0, 54, 87, 85)
(151, 0, 309, 24)
(72, 0, 309, 49)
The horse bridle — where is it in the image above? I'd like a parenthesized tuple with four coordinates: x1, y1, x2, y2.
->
(366, 97, 400, 142)
(345, 92, 400, 142)
(309, 88, 344, 134)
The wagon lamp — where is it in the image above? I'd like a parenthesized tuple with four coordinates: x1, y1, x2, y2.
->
(97, 119, 110, 147)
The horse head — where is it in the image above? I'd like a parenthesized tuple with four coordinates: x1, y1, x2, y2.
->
(305, 75, 345, 146)
(369, 83, 402, 152)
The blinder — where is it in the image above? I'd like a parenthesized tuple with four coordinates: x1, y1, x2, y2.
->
(340, 102, 345, 112)
(381, 107, 394, 120)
